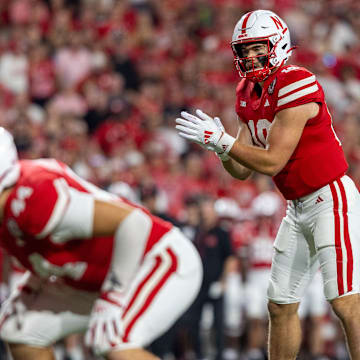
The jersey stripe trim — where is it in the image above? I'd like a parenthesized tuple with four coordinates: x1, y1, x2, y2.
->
(121, 255, 162, 321)
(122, 248, 178, 341)
(278, 75, 316, 97)
(36, 178, 70, 239)
(337, 179, 353, 293)
(330, 182, 344, 296)
(277, 84, 319, 107)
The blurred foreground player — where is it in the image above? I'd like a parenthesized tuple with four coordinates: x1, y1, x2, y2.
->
(0, 128, 202, 360)
(175, 9, 360, 360)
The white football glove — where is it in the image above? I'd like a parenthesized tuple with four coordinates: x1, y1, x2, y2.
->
(213, 117, 231, 162)
(0, 272, 41, 331)
(0, 287, 26, 330)
(85, 291, 124, 356)
(175, 109, 235, 160)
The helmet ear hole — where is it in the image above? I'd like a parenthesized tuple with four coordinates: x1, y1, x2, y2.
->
(282, 44, 287, 50)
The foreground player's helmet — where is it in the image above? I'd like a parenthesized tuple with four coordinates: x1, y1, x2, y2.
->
(0, 127, 20, 193)
(231, 10, 293, 82)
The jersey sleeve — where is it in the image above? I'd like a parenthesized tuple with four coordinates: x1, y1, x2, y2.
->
(50, 187, 94, 243)
(274, 66, 324, 114)
(17, 177, 71, 238)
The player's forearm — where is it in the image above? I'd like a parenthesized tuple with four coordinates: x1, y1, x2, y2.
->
(229, 141, 283, 176)
(222, 157, 253, 180)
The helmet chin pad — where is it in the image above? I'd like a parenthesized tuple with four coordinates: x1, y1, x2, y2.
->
(232, 38, 276, 82)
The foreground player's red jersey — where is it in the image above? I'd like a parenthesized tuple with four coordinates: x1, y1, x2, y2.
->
(235, 64, 348, 199)
(0, 159, 172, 292)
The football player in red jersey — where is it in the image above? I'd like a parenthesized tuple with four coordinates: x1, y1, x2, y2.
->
(0, 128, 203, 360)
(175, 9, 360, 360)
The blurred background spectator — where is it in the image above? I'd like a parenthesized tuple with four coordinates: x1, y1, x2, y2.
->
(185, 195, 235, 360)
(1, 0, 360, 359)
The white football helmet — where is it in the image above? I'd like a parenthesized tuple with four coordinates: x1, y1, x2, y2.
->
(231, 10, 293, 81)
(0, 128, 20, 193)
(251, 191, 282, 217)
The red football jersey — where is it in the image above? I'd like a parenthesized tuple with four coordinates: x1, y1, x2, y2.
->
(235, 64, 348, 199)
(0, 159, 172, 292)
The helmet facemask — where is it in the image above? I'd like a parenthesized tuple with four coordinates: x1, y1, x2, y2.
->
(231, 37, 281, 82)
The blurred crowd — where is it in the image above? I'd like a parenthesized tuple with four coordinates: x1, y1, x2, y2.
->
(0, 0, 360, 359)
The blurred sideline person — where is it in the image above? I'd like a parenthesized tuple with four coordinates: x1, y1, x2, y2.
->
(186, 196, 236, 360)
(211, 198, 244, 360)
(175, 9, 360, 360)
(238, 191, 282, 360)
(0, 128, 203, 360)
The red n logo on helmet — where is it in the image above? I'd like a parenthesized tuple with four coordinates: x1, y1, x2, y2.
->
(270, 16, 283, 30)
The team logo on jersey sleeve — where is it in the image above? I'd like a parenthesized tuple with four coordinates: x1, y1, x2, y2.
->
(268, 78, 277, 95)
